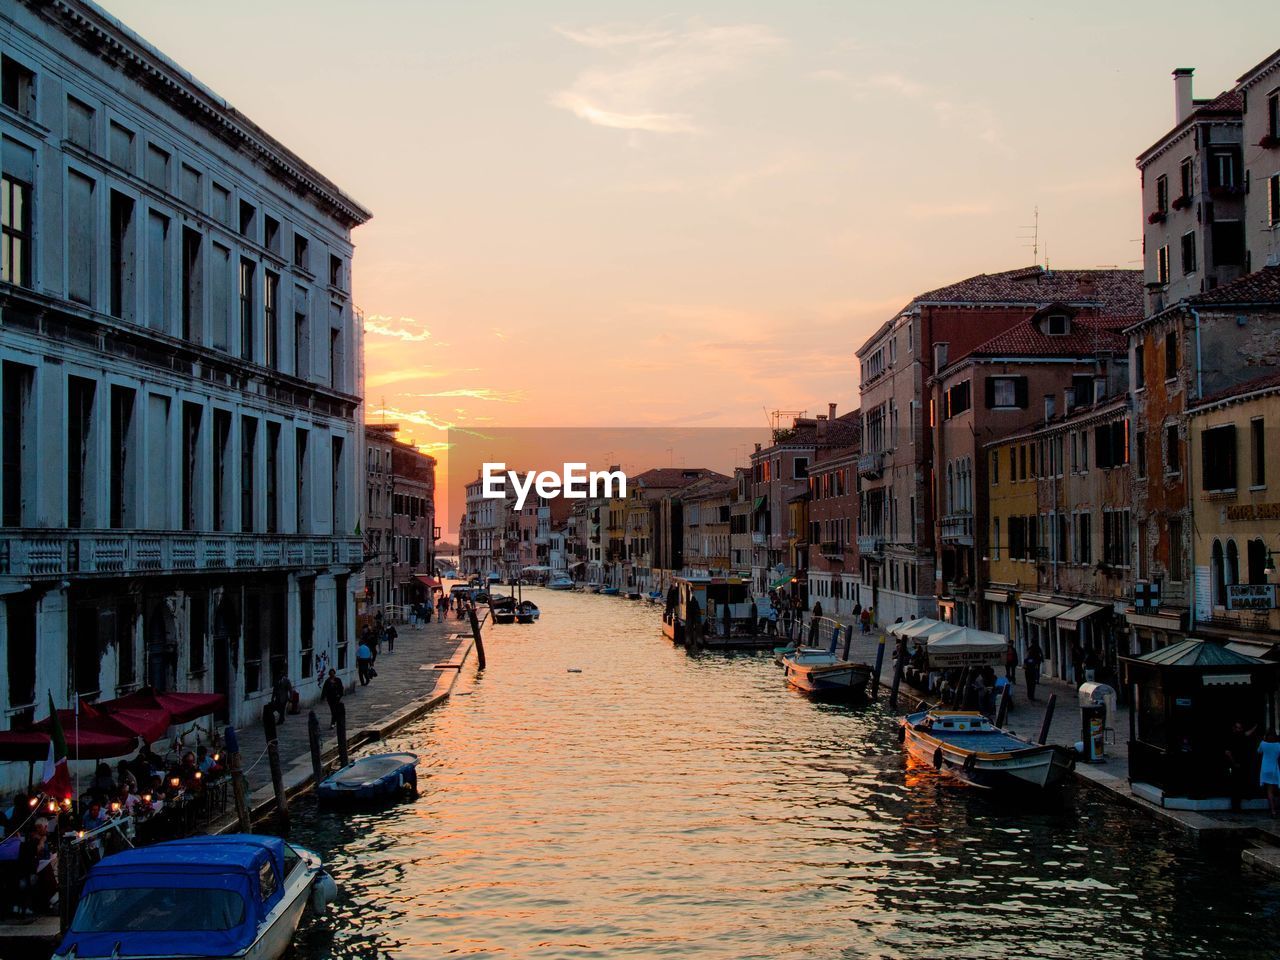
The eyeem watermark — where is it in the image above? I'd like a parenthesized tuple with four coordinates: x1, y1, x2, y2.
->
(481, 462, 627, 510)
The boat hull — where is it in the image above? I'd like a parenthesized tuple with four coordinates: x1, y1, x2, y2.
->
(900, 714, 1075, 790)
(782, 658, 871, 699)
(318, 754, 419, 804)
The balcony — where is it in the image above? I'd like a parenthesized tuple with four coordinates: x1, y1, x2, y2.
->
(752, 532, 766, 545)
(819, 540, 845, 560)
(940, 513, 974, 545)
(858, 453, 885, 479)
(856, 535, 884, 556)
(0, 530, 364, 579)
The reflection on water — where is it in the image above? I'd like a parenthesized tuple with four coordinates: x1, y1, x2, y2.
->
(285, 591, 1279, 959)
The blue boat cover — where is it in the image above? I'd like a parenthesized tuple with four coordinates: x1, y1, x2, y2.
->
(57, 834, 288, 958)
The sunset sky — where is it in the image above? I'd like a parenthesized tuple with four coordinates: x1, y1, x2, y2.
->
(104, 1, 1277, 532)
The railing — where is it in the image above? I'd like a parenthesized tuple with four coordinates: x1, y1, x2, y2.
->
(856, 535, 884, 555)
(752, 532, 767, 545)
(940, 513, 974, 543)
(819, 540, 845, 559)
(858, 453, 885, 479)
(0, 530, 364, 578)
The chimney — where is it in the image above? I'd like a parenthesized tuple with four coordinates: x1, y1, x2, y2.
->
(1173, 67, 1194, 123)
(816, 415, 828, 439)
(828, 402, 838, 422)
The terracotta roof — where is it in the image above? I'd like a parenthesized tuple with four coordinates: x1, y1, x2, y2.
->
(957, 314, 1135, 363)
(910, 266, 1143, 314)
(1194, 368, 1280, 408)
(1186, 266, 1280, 306)
(632, 468, 726, 490)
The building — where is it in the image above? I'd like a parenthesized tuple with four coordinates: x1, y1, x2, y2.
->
(856, 267, 1141, 625)
(0, 0, 370, 770)
(930, 308, 1136, 629)
(750, 415, 819, 595)
(804, 411, 861, 617)
(389, 436, 436, 606)
(627, 467, 723, 588)
(1186, 370, 1280, 649)
(729, 467, 753, 577)
(680, 475, 734, 577)
(364, 424, 398, 614)
(1237, 50, 1280, 272)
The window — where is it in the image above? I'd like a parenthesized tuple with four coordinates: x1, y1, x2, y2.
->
(293, 233, 309, 271)
(1, 57, 36, 119)
(1156, 245, 1170, 285)
(1211, 539, 1225, 605)
(210, 243, 231, 351)
(1249, 538, 1269, 585)
(329, 254, 343, 289)
(1164, 331, 1178, 379)
(109, 386, 136, 529)
(1155, 174, 1168, 214)
(1270, 175, 1280, 227)
(239, 259, 255, 361)
(182, 403, 201, 531)
(264, 215, 280, 254)
(1178, 156, 1192, 201)
(991, 517, 1000, 560)
(1076, 513, 1092, 565)
(1180, 231, 1197, 275)
(1134, 341, 1146, 389)
(240, 417, 256, 533)
(212, 410, 231, 531)
(108, 122, 134, 171)
(331, 435, 345, 532)
(1095, 420, 1129, 470)
(182, 228, 202, 342)
(264, 271, 279, 370)
(239, 199, 255, 239)
(1169, 516, 1186, 582)
(67, 96, 94, 150)
(1227, 540, 1240, 589)
(295, 428, 309, 532)
(1046, 313, 1069, 336)
(145, 144, 170, 190)
(792, 457, 809, 479)
(1213, 221, 1245, 266)
(1, 159, 33, 288)
(1135, 431, 1147, 478)
(991, 449, 999, 485)
(212, 183, 230, 225)
(986, 375, 1026, 409)
(945, 380, 971, 418)
(180, 164, 201, 208)
(1201, 424, 1237, 491)
(109, 191, 136, 321)
(67, 171, 95, 304)
(329, 327, 342, 391)
(1252, 417, 1266, 487)
(1270, 92, 1280, 140)
(1210, 148, 1239, 190)
(66, 377, 94, 528)
(2, 361, 34, 527)
(146, 211, 170, 332)
(1165, 424, 1180, 474)
(1102, 508, 1131, 567)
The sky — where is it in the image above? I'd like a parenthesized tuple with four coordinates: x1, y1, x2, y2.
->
(102, 0, 1279, 533)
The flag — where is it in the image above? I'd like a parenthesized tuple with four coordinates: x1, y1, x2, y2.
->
(40, 693, 71, 801)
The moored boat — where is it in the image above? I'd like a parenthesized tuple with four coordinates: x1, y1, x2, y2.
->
(780, 649, 871, 699)
(53, 834, 336, 960)
(547, 575, 574, 591)
(317, 752, 419, 803)
(601, 586, 620, 596)
(899, 709, 1075, 790)
(516, 599, 540, 623)
(489, 594, 517, 624)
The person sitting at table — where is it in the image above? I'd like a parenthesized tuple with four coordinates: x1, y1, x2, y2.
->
(88, 762, 116, 799)
(81, 797, 109, 834)
(130, 746, 161, 787)
(196, 745, 223, 777)
(179, 752, 204, 791)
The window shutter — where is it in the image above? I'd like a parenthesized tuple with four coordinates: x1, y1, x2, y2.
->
(984, 377, 996, 408)
(1014, 377, 1028, 408)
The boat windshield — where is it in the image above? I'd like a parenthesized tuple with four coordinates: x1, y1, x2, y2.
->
(70, 886, 247, 933)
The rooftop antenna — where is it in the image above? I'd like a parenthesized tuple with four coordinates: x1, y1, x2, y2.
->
(1019, 206, 1040, 266)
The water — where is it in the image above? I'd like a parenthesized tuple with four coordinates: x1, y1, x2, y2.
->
(286, 590, 1280, 959)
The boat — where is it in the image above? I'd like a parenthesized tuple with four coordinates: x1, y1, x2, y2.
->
(53, 834, 337, 960)
(601, 586, 620, 596)
(899, 709, 1076, 790)
(516, 599, 540, 623)
(317, 752, 418, 803)
(489, 594, 517, 624)
(547, 575, 575, 591)
(779, 648, 871, 699)
(646, 590, 663, 604)
(661, 576, 777, 650)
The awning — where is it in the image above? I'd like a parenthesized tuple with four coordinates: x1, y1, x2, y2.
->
(1056, 602, 1105, 628)
(983, 589, 1009, 604)
(1225, 639, 1280, 661)
(415, 574, 442, 588)
(752, 497, 767, 513)
(1027, 602, 1073, 622)
(112, 689, 225, 725)
(88, 697, 171, 744)
(0, 708, 141, 762)
(894, 618, 962, 642)
(521, 565, 552, 573)
(926, 627, 1007, 668)
(770, 575, 794, 589)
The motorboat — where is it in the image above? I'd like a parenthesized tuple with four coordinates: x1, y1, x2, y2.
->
(488, 594, 517, 624)
(661, 576, 779, 650)
(600, 586, 620, 596)
(53, 834, 336, 960)
(899, 709, 1075, 790)
(317, 752, 418, 804)
(779, 648, 871, 699)
(516, 600, 540, 623)
(547, 575, 575, 591)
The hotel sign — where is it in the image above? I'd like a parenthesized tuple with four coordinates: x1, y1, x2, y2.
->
(1226, 584, 1277, 611)
(1225, 503, 1280, 521)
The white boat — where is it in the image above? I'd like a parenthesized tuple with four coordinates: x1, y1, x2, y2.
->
(779, 649, 871, 699)
(899, 709, 1076, 790)
(54, 834, 336, 960)
(547, 575, 574, 590)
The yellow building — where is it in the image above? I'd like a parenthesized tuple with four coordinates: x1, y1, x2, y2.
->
(1187, 372, 1280, 648)
(984, 435, 1041, 658)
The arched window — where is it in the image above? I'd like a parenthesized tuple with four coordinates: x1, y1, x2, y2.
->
(1211, 540, 1225, 606)
(1226, 540, 1240, 588)
(1248, 538, 1268, 585)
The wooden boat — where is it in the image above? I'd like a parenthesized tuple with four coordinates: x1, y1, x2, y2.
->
(661, 576, 774, 649)
(489, 594, 517, 624)
(780, 649, 871, 699)
(53, 834, 336, 960)
(516, 599, 540, 623)
(899, 709, 1075, 790)
(601, 586, 620, 596)
(317, 752, 419, 803)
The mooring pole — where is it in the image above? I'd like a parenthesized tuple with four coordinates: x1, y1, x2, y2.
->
(225, 725, 252, 833)
(468, 607, 487, 669)
(307, 710, 324, 785)
(995, 684, 1012, 728)
(842, 625, 855, 662)
(1037, 693, 1058, 745)
(335, 702, 350, 768)
(870, 632, 886, 700)
(262, 705, 289, 835)
(888, 636, 907, 711)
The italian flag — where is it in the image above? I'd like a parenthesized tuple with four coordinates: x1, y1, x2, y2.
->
(40, 693, 71, 801)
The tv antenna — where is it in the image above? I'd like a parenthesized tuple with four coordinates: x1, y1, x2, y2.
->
(1019, 206, 1040, 266)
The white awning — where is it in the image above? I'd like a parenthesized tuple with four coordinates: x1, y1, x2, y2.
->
(983, 589, 1009, 604)
(1225, 639, 1278, 660)
(926, 627, 1007, 668)
(1027, 602, 1073, 622)
(1056, 602, 1105, 627)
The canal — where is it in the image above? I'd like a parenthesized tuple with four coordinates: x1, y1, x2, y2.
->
(286, 590, 1279, 959)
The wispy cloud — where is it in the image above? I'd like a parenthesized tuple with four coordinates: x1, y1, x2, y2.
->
(364, 314, 433, 342)
(551, 20, 784, 134)
(366, 367, 460, 389)
(403, 388, 523, 403)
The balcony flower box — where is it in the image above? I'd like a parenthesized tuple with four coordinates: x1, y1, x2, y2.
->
(1171, 195, 1192, 211)
(1147, 211, 1166, 224)
(1259, 134, 1280, 149)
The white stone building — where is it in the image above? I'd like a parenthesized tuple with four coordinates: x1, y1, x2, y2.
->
(0, 0, 370, 789)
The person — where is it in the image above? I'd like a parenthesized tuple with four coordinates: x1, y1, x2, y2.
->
(1259, 730, 1280, 817)
(1004, 639, 1018, 683)
(271, 674, 292, 724)
(81, 798, 109, 834)
(1071, 643, 1085, 688)
(384, 622, 398, 654)
(859, 607, 872, 635)
(1226, 721, 1258, 811)
(1084, 648, 1101, 684)
(322, 668, 345, 727)
(424, 600, 433, 624)
(766, 603, 778, 636)
(88, 762, 116, 798)
(356, 641, 374, 686)
(1024, 640, 1043, 702)
(197, 746, 222, 776)
(852, 601, 862, 621)
(16, 818, 54, 915)
(812, 600, 823, 620)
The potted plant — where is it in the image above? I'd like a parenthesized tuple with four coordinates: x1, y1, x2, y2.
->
(1147, 210, 1166, 224)
(1259, 133, 1279, 149)
(1171, 195, 1192, 211)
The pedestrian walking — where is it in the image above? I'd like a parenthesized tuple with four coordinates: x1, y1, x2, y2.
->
(859, 607, 871, 634)
(270, 674, 292, 724)
(424, 600, 434, 624)
(812, 600, 824, 620)
(1004, 639, 1017, 683)
(321, 668, 345, 728)
(384, 622, 398, 653)
(1024, 640, 1043, 702)
(357, 641, 374, 686)
(1259, 730, 1280, 817)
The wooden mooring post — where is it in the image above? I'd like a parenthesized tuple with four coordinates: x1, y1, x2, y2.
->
(308, 710, 324, 785)
(225, 725, 252, 833)
(870, 632, 887, 700)
(468, 607, 487, 669)
(262, 705, 290, 834)
(1037, 694, 1058, 745)
(888, 636, 907, 711)
(335, 702, 350, 768)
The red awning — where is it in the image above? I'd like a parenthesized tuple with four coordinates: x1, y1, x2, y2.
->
(0, 729, 56, 762)
(89, 697, 172, 744)
(0, 709, 140, 762)
(151, 690, 225, 724)
(415, 575, 441, 588)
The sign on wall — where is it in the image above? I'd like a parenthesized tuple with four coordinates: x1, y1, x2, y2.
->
(1194, 566, 1212, 622)
(1226, 584, 1277, 611)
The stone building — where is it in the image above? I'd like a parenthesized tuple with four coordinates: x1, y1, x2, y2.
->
(0, 0, 370, 776)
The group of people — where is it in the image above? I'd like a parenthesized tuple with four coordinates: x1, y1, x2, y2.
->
(1226, 722, 1280, 816)
(355, 613, 399, 687)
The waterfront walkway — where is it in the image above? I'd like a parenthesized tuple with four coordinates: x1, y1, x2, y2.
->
(209, 615, 473, 832)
